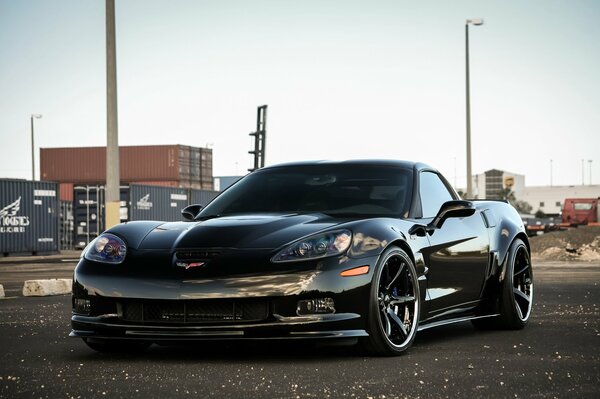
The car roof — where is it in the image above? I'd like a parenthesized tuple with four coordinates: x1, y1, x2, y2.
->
(262, 159, 434, 172)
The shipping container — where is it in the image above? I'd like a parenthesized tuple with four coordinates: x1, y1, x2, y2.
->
(73, 186, 129, 249)
(59, 183, 74, 201)
(129, 184, 190, 222)
(214, 176, 244, 191)
(190, 190, 220, 207)
(0, 179, 59, 256)
(129, 180, 180, 187)
(69, 184, 221, 248)
(40, 145, 213, 189)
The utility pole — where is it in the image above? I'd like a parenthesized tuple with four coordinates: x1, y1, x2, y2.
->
(105, 0, 121, 229)
(581, 159, 585, 186)
(589, 160, 593, 185)
(30, 114, 42, 181)
(248, 105, 267, 172)
(465, 18, 484, 198)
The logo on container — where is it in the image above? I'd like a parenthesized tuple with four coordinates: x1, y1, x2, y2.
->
(0, 197, 30, 233)
(137, 194, 153, 210)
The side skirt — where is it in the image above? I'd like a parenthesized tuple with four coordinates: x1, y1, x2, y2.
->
(417, 314, 500, 332)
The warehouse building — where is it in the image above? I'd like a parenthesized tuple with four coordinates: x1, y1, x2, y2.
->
(472, 169, 525, 200)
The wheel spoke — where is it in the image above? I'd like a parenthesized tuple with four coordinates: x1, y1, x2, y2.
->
(513, 287, 530, 304)
(387, 308, 408, 338)
(513, 287, 530, 320)
(382, 308, 392, 336)
(514, 263, 530, 277)
(515, 300, 524, 319)
(385, 262, 405, 290)
(390, 295, 415, 306)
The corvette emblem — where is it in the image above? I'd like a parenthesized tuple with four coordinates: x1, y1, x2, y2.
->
(175, 261, 205, 270)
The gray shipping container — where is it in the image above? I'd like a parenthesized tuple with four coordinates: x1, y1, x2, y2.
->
(129, 184, 190, 222)
(0, 179, 59, 255)
(190, 189, 219, 208)
(73, 185, 130, 249)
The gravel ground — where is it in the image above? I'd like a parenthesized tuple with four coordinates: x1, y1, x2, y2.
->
(0, 262, 599, 398)
(530, 226, 600, 262)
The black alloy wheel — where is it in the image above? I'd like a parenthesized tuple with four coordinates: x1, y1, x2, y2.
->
(362, 247, 420, 356)
(473, 238, 533, 330)
(505, 239, 533, 326)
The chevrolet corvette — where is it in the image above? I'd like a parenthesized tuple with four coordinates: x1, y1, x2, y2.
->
(70, 160, 533, 355)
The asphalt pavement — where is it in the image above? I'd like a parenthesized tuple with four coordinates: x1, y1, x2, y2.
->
(0, 258, 598, 398)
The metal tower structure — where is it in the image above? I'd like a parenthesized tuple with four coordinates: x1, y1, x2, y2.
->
(248, 105, 267, 172)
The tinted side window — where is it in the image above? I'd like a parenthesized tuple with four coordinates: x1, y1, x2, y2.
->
(419, 172, 454, 218)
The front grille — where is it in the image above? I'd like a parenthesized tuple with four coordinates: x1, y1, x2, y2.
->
(120, 300, 269, 324)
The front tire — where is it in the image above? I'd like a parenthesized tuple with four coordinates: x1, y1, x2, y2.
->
(361, 247, 420, 356)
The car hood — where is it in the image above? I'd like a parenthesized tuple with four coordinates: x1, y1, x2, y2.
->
(136, 213, 350, 250)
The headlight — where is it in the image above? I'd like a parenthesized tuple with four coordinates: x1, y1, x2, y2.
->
(84, 233, 127, 264)
(271, 229, 352, 263)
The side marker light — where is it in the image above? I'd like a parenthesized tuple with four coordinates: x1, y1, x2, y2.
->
(340, 265, 370, 277)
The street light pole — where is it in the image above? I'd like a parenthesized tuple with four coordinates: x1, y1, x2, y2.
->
(465, 18, 483, 198)
(589, 160, 593, 185)
(105, 0, 121, 229)
(30, 114, 42, 181)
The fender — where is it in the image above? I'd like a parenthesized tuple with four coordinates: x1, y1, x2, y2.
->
(105, 220, 164, 249)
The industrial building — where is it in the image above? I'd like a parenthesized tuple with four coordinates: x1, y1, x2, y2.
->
(472, 169, 525, 200)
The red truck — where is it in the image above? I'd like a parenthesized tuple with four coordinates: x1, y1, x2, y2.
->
(562, 198, 600, 226)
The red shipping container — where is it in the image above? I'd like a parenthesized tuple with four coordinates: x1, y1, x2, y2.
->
(40, 145, 213, 185)
(59, 183, 74, 202)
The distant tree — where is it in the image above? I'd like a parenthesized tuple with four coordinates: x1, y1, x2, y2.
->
(498, 188, 516, 203)
(535, 209, 546, 218)
(513, 200, 533, 215)
(456, 190, 465, 199)
(497, 188, 532, 214)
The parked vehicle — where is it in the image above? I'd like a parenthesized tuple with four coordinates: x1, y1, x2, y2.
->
(562, 198, 600, 226)
(71, 160, 533, 356)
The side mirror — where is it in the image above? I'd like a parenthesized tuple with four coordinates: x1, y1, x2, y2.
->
(429, 200, 476, 230)
(181, 204, 203, 221)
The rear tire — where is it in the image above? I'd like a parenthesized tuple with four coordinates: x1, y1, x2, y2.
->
(472, 238, 533, 330)
(361, 247, 420, 356)
(83, 338, 152, 353)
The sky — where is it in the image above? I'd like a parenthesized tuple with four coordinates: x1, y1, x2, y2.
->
(1, 0, 599, 189)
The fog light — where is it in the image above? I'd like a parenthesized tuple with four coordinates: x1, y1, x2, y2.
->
(73, 298, 91, 315)
(297, 298, 335, 315)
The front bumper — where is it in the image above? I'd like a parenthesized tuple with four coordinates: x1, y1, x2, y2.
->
(71, 253, 379, 341)
(70, 312, 367, 341)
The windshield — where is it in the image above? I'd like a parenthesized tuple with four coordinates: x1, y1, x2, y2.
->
(198, 165, 413, 219)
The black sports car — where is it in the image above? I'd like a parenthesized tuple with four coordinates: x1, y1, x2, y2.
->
(71, 160, 533, 356)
